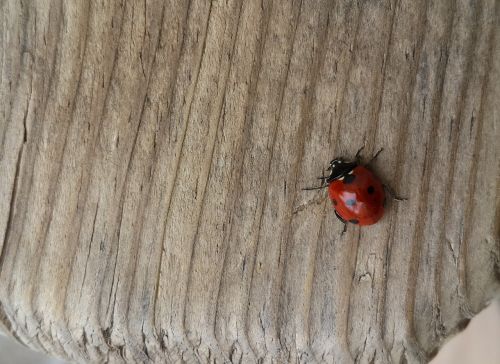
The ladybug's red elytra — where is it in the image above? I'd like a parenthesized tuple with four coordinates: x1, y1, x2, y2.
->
(304, 148, 403, 232)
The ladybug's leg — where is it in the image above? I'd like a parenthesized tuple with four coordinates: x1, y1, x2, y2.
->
(368, 147, 384, 164)
(316, 167, 328, 185)
(302, 168, 328, 191)
(302, 185, 328, 191)
(383, 184, 407, 201)
(355, 146, 365, 164)
(334, 210, 348, 234)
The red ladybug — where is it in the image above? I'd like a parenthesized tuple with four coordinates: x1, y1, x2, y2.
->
(305, 148, 402, 232)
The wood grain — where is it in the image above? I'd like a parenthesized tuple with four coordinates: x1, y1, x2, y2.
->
(0, 1, 499, 363)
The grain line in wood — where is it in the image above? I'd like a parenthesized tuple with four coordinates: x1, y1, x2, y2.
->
(213, 0, 272, 360)
(460, 0, 498, 307)
(182, 0, 245, 359)
(245, 0, 303, 358)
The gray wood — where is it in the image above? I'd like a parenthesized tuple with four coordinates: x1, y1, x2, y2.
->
(0, 1, 499, 363)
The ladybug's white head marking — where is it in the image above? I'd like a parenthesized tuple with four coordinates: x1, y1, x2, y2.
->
(328, 159, 343, 170)
(325, 158, 357, 183)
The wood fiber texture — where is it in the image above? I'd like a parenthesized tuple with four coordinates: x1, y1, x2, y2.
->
(0, 0, 499, 363)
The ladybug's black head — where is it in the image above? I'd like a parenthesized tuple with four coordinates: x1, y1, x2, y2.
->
(326, 158, 357, 182)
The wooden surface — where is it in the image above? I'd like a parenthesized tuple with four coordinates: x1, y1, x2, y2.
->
(0, 0, 499, 363)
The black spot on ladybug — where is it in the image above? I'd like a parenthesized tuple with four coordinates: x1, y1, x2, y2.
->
(332, 199, 338, 206)
(346, 199, 356, 206)
(349, 219, 359, 224)
(343, 174, 356, 184)
(367, 185, 375, 194)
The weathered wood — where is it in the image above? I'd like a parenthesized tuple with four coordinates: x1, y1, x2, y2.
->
(0, 0, 499, 363)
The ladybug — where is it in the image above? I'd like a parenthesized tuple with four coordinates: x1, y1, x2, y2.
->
(304, 148, 403, 232)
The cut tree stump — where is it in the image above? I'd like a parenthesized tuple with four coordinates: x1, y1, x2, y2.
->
(0, 1, 499, 363)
